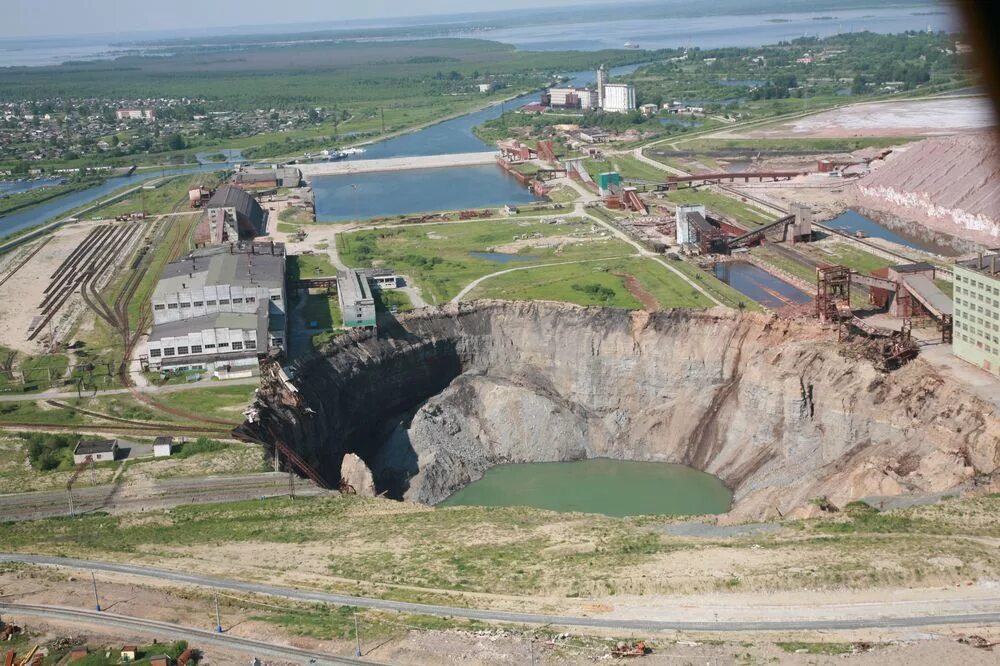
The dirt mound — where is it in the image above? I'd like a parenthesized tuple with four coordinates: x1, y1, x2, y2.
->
(856, 133, 1000, 245)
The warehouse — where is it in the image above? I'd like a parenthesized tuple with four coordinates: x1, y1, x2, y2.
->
(602, 83, 637, 113)
(232, 166, 302, 190)
(146, 241, 287, 373)
(195, 185, 268, 245)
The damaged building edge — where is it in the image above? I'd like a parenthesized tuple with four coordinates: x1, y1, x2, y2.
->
(237, 301, 999, 519)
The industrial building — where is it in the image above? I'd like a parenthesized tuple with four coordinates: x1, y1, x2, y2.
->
(73, 439, 118, 464)
(195, 185, 268, 246)
(953, 252, 1000, 375)
(337, 269, 377, 330)
(543, 87, 597, 110)
(146, 241, 287, 374)
(602, 83, 637, 113)
(116, 108, 155, 121)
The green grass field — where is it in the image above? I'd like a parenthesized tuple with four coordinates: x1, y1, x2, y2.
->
(814, 243, 894, 275)
(584, 155, 669, 183)
(287, 253, 338, 280)
(469, 257, 712, 309)
(338, 218, 634, 304)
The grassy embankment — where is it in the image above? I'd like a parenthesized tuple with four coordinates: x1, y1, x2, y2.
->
(2, 492, 997, 601)
(0, 176, 105, 218)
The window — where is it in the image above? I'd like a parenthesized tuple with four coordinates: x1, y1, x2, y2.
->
(163, 347, 176, 356)
(150, 349, 161, 358)
(167, 303, 179, 309)
(232, 298, 243, 304)
(180, 302, 191, 308)
(204, 343, 216, 350)
(272, 337, 283, 346)
(231, 341, 244, 351)
(270, 294, 281, 302)
(219, 299, 230, 305)
(193, 301, 204, 307)
(246, 296, 256, 304)
(245, 340, 257, 350)
(191, 345, 203, 354)
(206, 300, 217, 306)
(218, 342, 230, 349)
(154, 304, 165, 311)
(177, 346, 189, 355)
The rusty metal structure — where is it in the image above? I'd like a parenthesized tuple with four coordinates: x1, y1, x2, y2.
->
(665, 171, 807, 190)
(816, 265, 852, 323)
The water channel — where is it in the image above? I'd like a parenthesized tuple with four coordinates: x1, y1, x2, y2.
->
(822, 210, 961, 257)
(438, 459, 732, 517)
(712, 261, 813, 310)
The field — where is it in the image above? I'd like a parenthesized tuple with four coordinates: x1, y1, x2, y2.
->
(337, 218, 635, 304)
(86, 173, 224, 219)
(469, 257, 713, 309)
(583, 155, 669, 183)
(2, 492, 997, 602)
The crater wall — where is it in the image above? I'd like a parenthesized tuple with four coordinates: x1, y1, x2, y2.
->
(243, 301, 999, 518)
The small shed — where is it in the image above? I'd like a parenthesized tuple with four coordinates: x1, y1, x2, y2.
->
(68, 647, 88, 661)
(121, 646, 138, 662)
(73, 439, 118, 465)
(149, 656, 172, 666)
(153, 436, 174, 458)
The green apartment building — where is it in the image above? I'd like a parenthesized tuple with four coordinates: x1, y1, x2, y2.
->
(952, 253, 1000, 376)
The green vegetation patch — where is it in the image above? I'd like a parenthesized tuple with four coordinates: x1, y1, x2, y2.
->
(776, 642, 853, 655)
(287, 253, 337, 280)
(470, 257, 713, 310)
(338, 218, 634, 303)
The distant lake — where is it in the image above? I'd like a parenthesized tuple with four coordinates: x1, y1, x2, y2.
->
(313, 164, 541, 222)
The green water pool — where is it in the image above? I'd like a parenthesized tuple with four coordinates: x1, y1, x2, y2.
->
(438, 459, 732, 517)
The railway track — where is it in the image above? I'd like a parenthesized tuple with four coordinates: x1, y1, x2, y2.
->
(0, 421, 233, 436)
(0, 604, 369, 666)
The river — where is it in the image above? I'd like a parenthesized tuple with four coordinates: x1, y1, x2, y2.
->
(438, 459, 733, 517)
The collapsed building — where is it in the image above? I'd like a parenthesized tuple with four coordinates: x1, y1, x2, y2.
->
(195, 185, 268, 246)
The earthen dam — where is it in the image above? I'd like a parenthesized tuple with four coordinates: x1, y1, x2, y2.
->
(240, 302, 999, 519)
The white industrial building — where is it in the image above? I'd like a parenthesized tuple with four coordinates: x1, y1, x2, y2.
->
(73, 439, 119, 464)
(602, 83, 637, 113)
(676, 204, 707, 245)
(146, 242, 287, 374)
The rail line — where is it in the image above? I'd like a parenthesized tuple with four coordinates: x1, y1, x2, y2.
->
(0, 420, 233, 436)
(0, 604, 373, 666)
(0, 236, 52, 289)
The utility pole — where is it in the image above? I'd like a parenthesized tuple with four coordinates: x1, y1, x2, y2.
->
(215, 592, 223, 632)
(67, 488, 75, 517)
(354, 611, 362, 657)
(529, 636, 535, 666)
(89, 458, 97, 486)
(91, 572, 101, 611)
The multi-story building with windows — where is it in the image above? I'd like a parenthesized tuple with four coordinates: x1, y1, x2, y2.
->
(145, 241, 287, 374)
(337, 269, 377, 330)
(952, 252, 1000, 376)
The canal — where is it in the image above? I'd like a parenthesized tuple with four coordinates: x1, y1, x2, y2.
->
(822, 210, 962, 257)
(438, 459, 732, 517)
(713, 261, 812, 310)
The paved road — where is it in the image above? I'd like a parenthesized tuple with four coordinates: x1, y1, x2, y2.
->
(0, 473, 329, 521)
(0, 603, 379, 666)
(3, 554, 999, 632)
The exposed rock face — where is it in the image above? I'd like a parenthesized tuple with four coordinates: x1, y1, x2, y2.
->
(244, 301, 1000, 519)
(340, 453, 376, 497)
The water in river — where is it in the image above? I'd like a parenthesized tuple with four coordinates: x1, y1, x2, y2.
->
(713, 262, 812, 310)
(313, 164, 541, 222)
(439, 459, 732, 517)
(0, 164, 226, 240)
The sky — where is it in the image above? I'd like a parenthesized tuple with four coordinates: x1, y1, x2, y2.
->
(3, 0, 613, 39)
